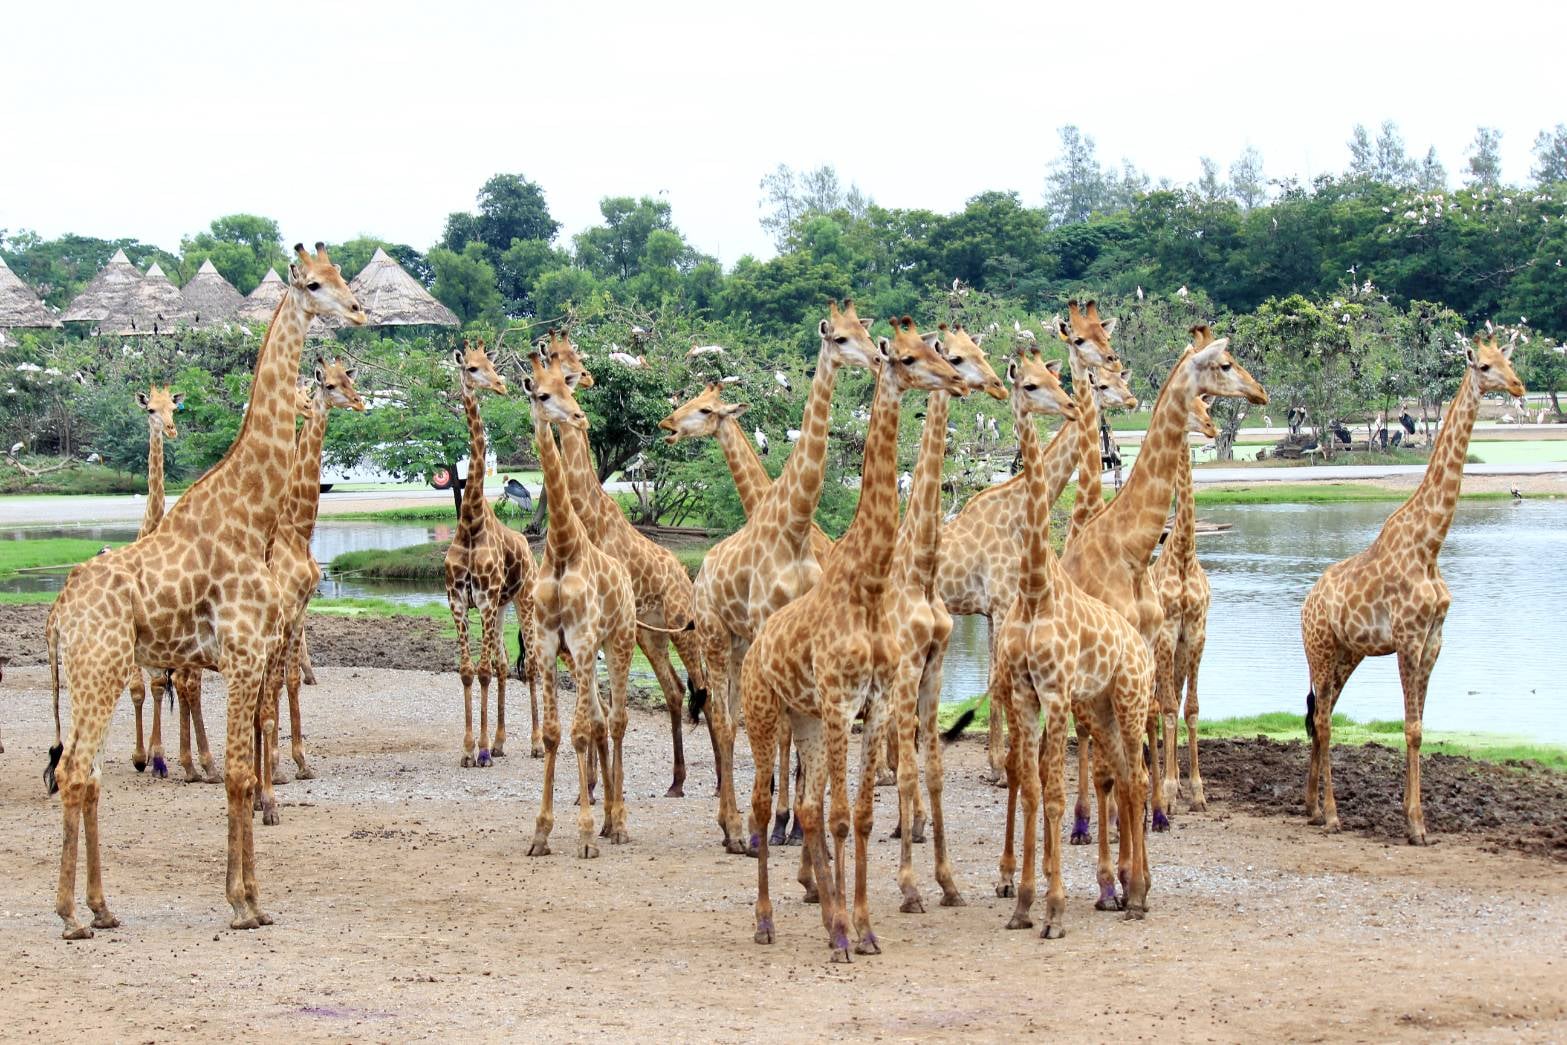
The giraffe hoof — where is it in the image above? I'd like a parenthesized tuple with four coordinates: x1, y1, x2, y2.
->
(995, 881, 1016, 898)
(576, 844, 600, 860)
(1189, 796, 1207, 813)
(664, 782, 686, 798)
(271, 771, 288, 786)
(1041, 923, 1066, 940)
(476, 750, 492, 768)
(526, 840, 550, 857)
(802, 886, 820, 905)
(262, 804, 280, 827)
(295, 765, 315, 781)
(1095, 883, 1124, 911)
(183, 768, 203, 784)
(256, 909, 274, 926)
(724, 839, 750, 857)
(1324, 818, 1342, 834)
(912, 819, 927, 844)
(1123, 905, 1148, 922)
(531, 741, 545, 758)
(830, 948, 852, 964)
(608, 828, 631, 845)
(461, 755, 477, 769)
(1005, 913, 1033, 930)
(787, 820, 804, 846)
(1407, 832, 1428, 846)
(230, 915, 262, 930)
(1152, 810, 1171, 832)
(1070, 816, 1092, 845)
(490, 742, 505, 758)
(132, 758, 147, 774)
(754, 919, 775, 945)
(151, 756, 168, 778)
(854, 932, 881, 955)
(875, 769, 896, 788)
(769, 815, 789, 847)
(90, 911, 120, 930)
(62, 924, 94, 941)
(899, 895, 925, 915)
(940, 893, 967, 908)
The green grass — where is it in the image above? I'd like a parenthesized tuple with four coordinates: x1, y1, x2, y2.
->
(0, 591, 61, 605)
(935, 698, 1567, 773)
(323, 505, 459, 521)
(1189, 483, 1534, 506)
(0, 538, 126, 577)
(329, 542, 451, 579)
(0, 461, 147, 495)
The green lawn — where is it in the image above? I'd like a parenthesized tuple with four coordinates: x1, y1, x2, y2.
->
(0, 461, 148, 495)
(0, 538, 125, 577)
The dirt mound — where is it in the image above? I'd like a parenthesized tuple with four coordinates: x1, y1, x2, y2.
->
(1198, 735, 1567, 861)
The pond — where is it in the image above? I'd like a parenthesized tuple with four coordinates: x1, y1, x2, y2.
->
(7, 503, 1564, 742)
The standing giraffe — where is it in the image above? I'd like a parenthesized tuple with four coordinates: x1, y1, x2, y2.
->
(44, 243, 364, 937)
(884, 323, 1005, 914)
(1061, 332, 1267, 842)
(990, 347, 1153, 937)
(542, 333, 713, 798)
(1060, 299, 1127, 545)
(693, 299, 878, 855)
(443, 339, 540, 767)
(1302, 335, 1523, 844)
(522, 348, 638, 858)
(255, 361, 364, 826)
(742, 316, 965, 961)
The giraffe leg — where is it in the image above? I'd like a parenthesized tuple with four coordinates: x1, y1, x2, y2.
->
(130, 671, 148, 773)
(475, 603, 500, 768)
(1147, 711, 1169, 833)
(982, 619, 1006, 784)
(1183, 631, 1207, 811)
(825, 704, 852, 910)
(147, 670, 169, 778)
(255, 654, 283, 827)
(1152, 621, 1178, 816)
(490, 602, 507, 758)
(707, 633, 747, 855)
(992, 660, 1019, 898)
(1070, 722, 1093, 844)
(893, 667, 925, 914)
(527, 631, 563, 856)
(1117, 710, 1152, 919)
(641, 630, 687, 797)
(452, 601, 479, 768)
(1309, 654, 1358, 832)
(793, 715, 848, 961)
(769, 719, 792, 846)
(743, 672, 779, 944)
(1040, 693, 1070, 939)
(605, 630, 634, 844)
(1093, 751, 1121, 911)
(177, 672, 199, 783)
(299, 631, 316, 686)
(56, 653, 122, 939)
(1399, 625, 1441, 846)
(850, 689, 887, 955)
(287, 618, 313, 779)
(516, 595, 544, 758)
(221, 646, 271, 929)
(570, 651, 604, 860)
(918, 645, 963, 907)
(81, 765, 119, 931)
(183, 669, 219, 783)
(1005, 686, 1042, 931)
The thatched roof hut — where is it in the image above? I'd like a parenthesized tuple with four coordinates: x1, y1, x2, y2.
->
(60, 248, 142, 331)
(326, 248, 458, 328)
(0, 255, 60, 330)
(179, 259, 243, 328)
(127, 263, 193, 336)
(237, 267, 287, 324)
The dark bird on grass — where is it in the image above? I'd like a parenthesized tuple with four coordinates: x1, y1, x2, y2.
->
(503, 477, 533, 513)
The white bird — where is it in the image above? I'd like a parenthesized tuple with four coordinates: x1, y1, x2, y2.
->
(1176, 285, 1189, 297)
(753, 428, 769, 456)
(86, 452, 102, 463)
(1136, 285, 1144, 301)
(1013, 319, 1022, 332)
(8, 441, 22, 456)
(686, 342, 726, 358)
(719, 375, 742, 385)
(898, 471, 913, 497)
(630, 324, 651, 340)
(786, 428, 802, 443)
(774, 371, 792, 392)
(609, 351, 646, 369)
(1272, 217, 1279, 230)
(1347, 264, 1357, 276)
(986, 321, 1000, 334)
(1263, 415, 1272, 428)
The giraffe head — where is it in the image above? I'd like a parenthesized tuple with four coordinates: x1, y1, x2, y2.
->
(135, 385, 182, 439)
(1189, 394, 1218, 439)
(1007, 349, 1080, 421)
(538, 329, 595, 390)
(293, 379, 315, 418)
(938, 324, 1007, 400)
(877, 317, 967, 396)
(1084, 367, 1139, 412)
(313, 357, 365, 412)
(1466, 335, 1526, 397)
(1178, 325, 1268, 405)
(658, 383, 748, 444)
(453, 338, 507, 396)
(525, 351, 589, 429)
(819, 299, 880, 371)
(1058, 299, 1121, 372)
(289, 243, 365, 325)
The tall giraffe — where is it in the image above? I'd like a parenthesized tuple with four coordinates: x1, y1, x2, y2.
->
(990, 347, 1154, 937)
(742, 317, 964, 961)
(442, 339, 540, 767)
(44, 243, 363, 937)
(884, 323, 1004, 914)
(693, 299, 878, 855)
(522, 348, 638, 858)
(1059, 299, 1126, 544)
(1302, 335, 1523, 844)
(542, 332, 713, 798)
(255, 361, 364, 826)
(1061, 332, 1267, 839)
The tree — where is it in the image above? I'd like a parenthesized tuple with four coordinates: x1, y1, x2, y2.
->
(1044, 125, 1107, 226)
(475, 174, 560, 250)
(574, 196, 679, 281)
(329, 238, 429, 284)
(1229, 146, 1266, 209)
(496, 237, 570, 315)
(1514, 336, 1567, 416)
(1373, 121, 1416, 185)
(1196, 157, 1226, 201)
(1416, 147, 1447, 191)
(440, 211, 481, 253)
(1346, 124, 1375, 179)
(758, 163, 804, 251)
(178, 214, 286, 293)
(428, 243, 503, 325)
(1465, 127, 1503, 187)
(1532, 124, 1567, 186)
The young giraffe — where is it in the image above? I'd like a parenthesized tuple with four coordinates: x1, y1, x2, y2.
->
(1061, 299, 1127, 545)
(443, 339, 541, 767)
(990, 347, 1154, 937)
(255, 361, 364, 826)
(743, 317, 965, 962)
(1061, 332, 1267, 844)
(693, 299, 878, 855)
(44, 243, 364, 937)
(1302, 335, 1523, 845)
(884, 323, 1005, 914)
(522, 350, 639, 858)
(542, 332, 713, 799)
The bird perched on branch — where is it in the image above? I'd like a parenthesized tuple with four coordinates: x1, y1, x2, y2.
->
(609, 350, 647, 369)
(774, 371, 792, 393)
(753, 427, 769, 456)
(686, 339, 726, 358)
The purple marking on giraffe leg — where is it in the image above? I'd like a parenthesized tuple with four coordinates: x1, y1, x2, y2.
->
(1097, 880, 1118, 908)
(769, 813, 789, 847)
(749, 833, 761, 852)
(1070, 815, 1091, 844)
(151, 755, 168, 778)
(1152, 809, 1170, 832)
(476, 749, 491, 768)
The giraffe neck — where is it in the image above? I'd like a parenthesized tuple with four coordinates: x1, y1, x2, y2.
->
(949, 414, 1082, 536)
(560, 422, 615, 544)
(140, 425, 164, 538)
(1068, 358, 1103, 537)
(831, 367, 904, 595)
(1014, 398, 1059, 613)
(283, 398, 328, 542)
(1089, 354, 1194, 567)
(898, 389, 951, 587)
(457, 385, 489, 539)
(1166, 433, 1196, 563)
(164, 288, 307, 546)
(1384, 367, 1480, 559)
(536, 416, 584, 562)
(713, 416, 771, 519)
(761, 349, 840, 551)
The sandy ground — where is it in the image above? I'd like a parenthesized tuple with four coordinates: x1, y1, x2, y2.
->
(2, 662, 1566, 1043)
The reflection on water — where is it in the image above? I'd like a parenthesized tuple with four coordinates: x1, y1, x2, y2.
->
(9, 504, 1564, 741)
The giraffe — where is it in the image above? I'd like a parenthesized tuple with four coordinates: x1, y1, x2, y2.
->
(542, 332, 713, 798)
(990, 346, 1154, 937)
(884, 323, 1005, 914)
(1061, 330, 1267, 841)
(1150, 332, 1222, 815)
(937, 343, 1137, 785)
(1302, 335, 1523, 845)
(254, 361, 364, 826)
(693, 298, 878, 855)
(742, 316, 965, 961)
(443, 339, 541, 768)
(1060, 299, 1128, 545)
(43, 243, 363, 938)
(521, 347, 639, 858)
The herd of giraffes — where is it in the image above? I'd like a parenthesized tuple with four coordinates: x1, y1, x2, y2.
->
(34, 244, 1526, 958)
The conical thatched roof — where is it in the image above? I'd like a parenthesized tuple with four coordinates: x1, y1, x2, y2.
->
(330, 248, 458, 327)
(0, 255, 60, 330)
(237, 267, 287, 324)
(179, 259, 243, 328)
(126, 263, 193, 336)
(60, 248, 142, 331)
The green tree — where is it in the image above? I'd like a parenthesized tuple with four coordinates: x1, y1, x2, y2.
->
(574, 196, 679, 281)
(1229, 146, 1266, 209)
(476, 174, 560, 251)
(1044, 125, 1107, 226)
(1416, 146, 1447, 190)
(496, 237, 571, 316)
(428, 243, 503, 325)
(1532, 124, 1567, 186)
(179, 214, 286, 293)
(1466, 127, 1504, 187)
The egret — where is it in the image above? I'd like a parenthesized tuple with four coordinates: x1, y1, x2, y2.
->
(774, 371, 792, 393)
(1176, 285, 1189, 297)
(609, 351, 646, 369)
(1136, 285, 1144, 301)
(786, 428, 801, 442)
(719, 375, 741, 385)
(8, 441, 22, 456)
(686, 339, 725, 358)
(897, 472, 912, 497)
(754, 428, 769, 456)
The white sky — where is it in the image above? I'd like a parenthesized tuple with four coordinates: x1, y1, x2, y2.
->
(2, 0, 1563, 267)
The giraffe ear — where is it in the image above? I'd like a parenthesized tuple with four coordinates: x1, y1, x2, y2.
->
(136, 391, 149, 407)
(343, 368, 357, 382)
(1045, 359, 1063, 375)
(314, 363, 326, 383)
(876, 337, 890, 361)
(1099, 317, 1118, 337)
(1056, 318, 1072, 342)
(859, 317, 874, 331)
(1006, 359, 1019, 383)
(971, 332, 986, 347)
(523, 376, 535, 395)
(721, 402, 750, 419)
(819, 319, 831, 338)
(1191, 338, 1230, 366)
(1499, 341, 1516, 361)
(170, 393, 185, 407)
(921, 331, 942, 350)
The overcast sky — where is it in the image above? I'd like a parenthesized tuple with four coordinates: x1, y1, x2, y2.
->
(3, 0, 1563, 266)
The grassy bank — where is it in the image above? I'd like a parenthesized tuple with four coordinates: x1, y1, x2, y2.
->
(0, 538, 124, 577)
(330, 538, 711, 580)
(936, 697, 1567, 773)
(0, 461, 148, 496)
(1190, 483, 1535, 506)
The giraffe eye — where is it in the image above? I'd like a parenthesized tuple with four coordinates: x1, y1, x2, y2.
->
(699, 408, 711, 415)
(306, 281, 321, 292)
(467, 366, 479, 373)
(833, 336, 848, 345)
(902, 356, 915, 366)
(539, 392, 551, 402)
(1024, 383, 1039, 392)
(1480, 363, 1491, 371)
(1220, 363, 1232, 371)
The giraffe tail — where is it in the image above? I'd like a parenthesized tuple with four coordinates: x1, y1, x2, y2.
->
(1305, 688, 1317, 742)
(939, 707, 977, 744)
(635, 618, 696, 637)
(685, 673, 709, 724)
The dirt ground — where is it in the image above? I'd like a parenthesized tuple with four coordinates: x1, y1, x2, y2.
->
(3, 650, 1567, 1043)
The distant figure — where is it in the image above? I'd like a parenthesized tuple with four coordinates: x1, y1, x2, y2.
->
(897, 471, 913, 498)
(1399, 409, 1417, 435)
(1330, 422, 1352, 446)
(1390, 430, 1403, 447)
(1511, 485, 1524, 502)
(502, 476, 533, 514)
(1287, 406, 1308, 436)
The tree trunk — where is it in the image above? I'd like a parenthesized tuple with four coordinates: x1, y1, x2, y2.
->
(1551, 389, 1563, 417)
(449, 462, 464, 516)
